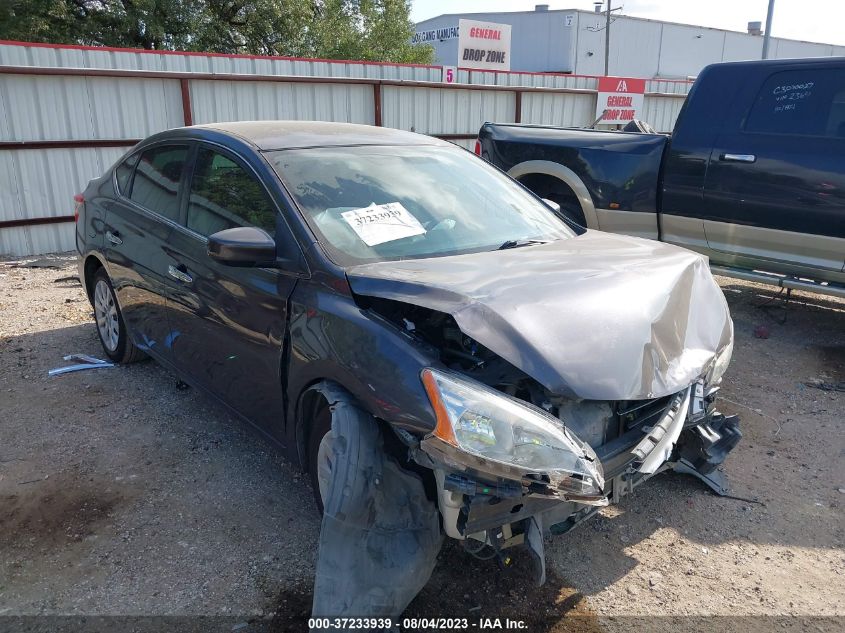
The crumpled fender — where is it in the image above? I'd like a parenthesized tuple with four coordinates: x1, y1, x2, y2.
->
(311, 392, 442, 620)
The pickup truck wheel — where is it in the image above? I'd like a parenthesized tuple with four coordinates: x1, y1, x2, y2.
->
(92, 269, 145, 364)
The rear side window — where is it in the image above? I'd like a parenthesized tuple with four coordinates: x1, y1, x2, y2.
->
(186, 147, 278, 237)
(745, 68, 845, 137)
(129, 145, 189, 221)
(114, 153, 139, 195)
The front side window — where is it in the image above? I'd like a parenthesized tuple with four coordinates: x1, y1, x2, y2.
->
(187, 148, 278, 237)
(129, 145, 189, 221)
(269, 144, 576, 266)
(744, 68, 845, 137)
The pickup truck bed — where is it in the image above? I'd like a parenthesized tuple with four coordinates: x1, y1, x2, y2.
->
(478, 57, 845, 297)
(478, 124, 667, 239)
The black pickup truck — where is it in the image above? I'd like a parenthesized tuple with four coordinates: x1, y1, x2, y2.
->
(477, 58, 845, 297)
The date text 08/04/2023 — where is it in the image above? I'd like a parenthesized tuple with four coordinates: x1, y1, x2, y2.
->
(308, 617, 528, 630)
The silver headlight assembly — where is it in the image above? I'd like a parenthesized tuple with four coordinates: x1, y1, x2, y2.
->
(420, 368, 605, 503)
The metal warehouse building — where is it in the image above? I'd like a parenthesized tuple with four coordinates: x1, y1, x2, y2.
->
(415, 5, 845, 78)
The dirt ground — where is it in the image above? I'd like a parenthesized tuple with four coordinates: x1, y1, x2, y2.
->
(1, 253, 843, 631)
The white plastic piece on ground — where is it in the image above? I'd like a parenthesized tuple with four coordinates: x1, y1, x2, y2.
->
(63, 354, 110, 364)
(48, 362, 115, 376)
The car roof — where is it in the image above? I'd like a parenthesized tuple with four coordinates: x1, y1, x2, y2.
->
(190, 121, 452, 151)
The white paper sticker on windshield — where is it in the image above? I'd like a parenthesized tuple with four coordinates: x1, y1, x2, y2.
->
(341, 202, 426, 246)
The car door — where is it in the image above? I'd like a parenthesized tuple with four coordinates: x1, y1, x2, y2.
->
(702, 65, 845, 277)
(103, 144, 190, 361)
(165, 143, 305, 440)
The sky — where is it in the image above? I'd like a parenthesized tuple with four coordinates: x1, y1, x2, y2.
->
(410, 1, 845, 46)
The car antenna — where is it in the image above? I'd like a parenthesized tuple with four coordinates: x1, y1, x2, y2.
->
(589, 109, 608, 129)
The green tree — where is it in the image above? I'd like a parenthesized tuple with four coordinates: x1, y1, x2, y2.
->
(310, 0, 429, 63)
(0, 0, 434, 63)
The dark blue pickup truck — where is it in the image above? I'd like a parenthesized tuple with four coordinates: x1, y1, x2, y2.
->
(477, 58, 845, 298)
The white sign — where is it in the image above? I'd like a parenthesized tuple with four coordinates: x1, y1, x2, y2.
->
(341, 202, 426, 246)
(595, 77, 646, 123)
(442, 66, 457, 84)
(457, 19, 511, 71)
(412, 26, 460, 44)
(564, 14, 574, 27)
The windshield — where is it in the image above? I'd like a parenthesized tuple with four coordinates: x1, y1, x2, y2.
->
(268, 144, 577, 266)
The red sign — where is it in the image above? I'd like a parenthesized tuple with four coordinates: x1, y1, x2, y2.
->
(596, 77, 646, 123)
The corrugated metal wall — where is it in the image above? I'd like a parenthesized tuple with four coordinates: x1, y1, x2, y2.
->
(0, 42, 444, 81)
(0, 41, 691, 256)
(0, 74, 184, 140)
(189, 80, 375, 125)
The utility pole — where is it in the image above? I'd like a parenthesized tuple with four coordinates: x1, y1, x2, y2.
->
(604, 0, 612, 75)
(762, 0, 776, 59)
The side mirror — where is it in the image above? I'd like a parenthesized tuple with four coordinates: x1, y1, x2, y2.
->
(207, 226, 276, 267)
(542, 198, 562, 214)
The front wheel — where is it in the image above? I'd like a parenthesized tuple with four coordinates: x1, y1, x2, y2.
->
(307, 399, 334, 515)
(92, 269, 145, 364)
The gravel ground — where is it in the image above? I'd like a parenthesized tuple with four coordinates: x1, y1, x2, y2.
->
(0, 253, 843, 631)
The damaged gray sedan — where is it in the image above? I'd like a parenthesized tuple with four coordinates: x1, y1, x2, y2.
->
(77, 122, 740, 618)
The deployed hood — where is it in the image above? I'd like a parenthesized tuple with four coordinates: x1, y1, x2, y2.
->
(347, 231, 733, 401)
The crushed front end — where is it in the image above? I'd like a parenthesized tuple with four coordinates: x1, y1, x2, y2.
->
(348, 235, 742, 581)
(407, 365, 740, 581)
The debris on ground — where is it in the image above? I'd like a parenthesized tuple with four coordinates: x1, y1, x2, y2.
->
(48, 354, 114, 376)
(753, 324, 770, 339)
(803, 380, 845, 393)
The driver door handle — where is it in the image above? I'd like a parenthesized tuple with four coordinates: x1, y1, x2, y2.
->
(105, 230, 122, 245)
(720, 153, 756, 163)
(168, 264, 193, 284)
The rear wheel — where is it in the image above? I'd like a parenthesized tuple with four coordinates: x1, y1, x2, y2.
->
(92, 269, 145, 364)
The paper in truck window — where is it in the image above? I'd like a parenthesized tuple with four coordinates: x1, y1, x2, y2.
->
(341, 202, 426, 246)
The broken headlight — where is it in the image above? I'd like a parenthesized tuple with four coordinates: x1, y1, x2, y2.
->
(420, 368, 605, 500)
(706, 340, 733, 386)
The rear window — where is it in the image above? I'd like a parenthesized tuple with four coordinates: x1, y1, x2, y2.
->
(744, 67, 845, 137)
(114, 152, 139, 195)
(129, 145, 189, 221)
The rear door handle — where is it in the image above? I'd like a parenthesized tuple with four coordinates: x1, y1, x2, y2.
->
(168, 264, 193, 284)
(720, 153, 756, 163)
(106, 230, 123, 245)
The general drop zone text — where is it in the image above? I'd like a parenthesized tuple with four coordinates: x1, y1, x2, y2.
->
(462, 49, 507, 64)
